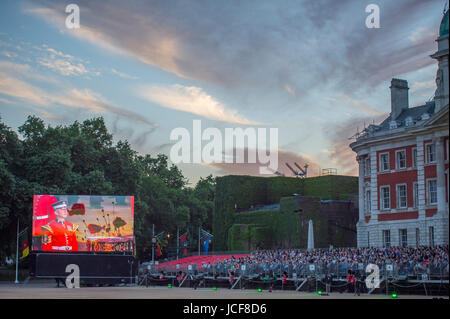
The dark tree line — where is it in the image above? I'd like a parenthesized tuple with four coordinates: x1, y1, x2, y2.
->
(0, 115, 215, 261)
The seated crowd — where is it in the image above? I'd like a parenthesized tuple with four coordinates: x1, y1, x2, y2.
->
(203, 245, 449, 277)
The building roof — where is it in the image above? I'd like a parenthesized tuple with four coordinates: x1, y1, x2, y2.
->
(440, 10, 449, 37)
(351, 101, 447, 146)
(377, 101, 435, 131)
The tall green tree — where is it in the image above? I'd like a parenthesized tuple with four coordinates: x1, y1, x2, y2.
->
(0, 115, 216, 261)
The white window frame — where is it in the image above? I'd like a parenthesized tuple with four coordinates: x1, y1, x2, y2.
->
(380, 185, 391, 210)
(425, 143, 436, 164)
(412, 148, 417, 168)
(383, 230, 391, 248)
(395, 149, 406, 170)
(413, 182, 419, 208)
(364, 157, 371, 176)
(426, 178, 437, 205)
(399, 229, 407, 247)
(379, 152, 390, 172)
(396, 183, 407, 209)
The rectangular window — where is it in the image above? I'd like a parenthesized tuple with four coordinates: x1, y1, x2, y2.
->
(429, 226, 434, 246)
(380, 153, 390, 172)
(426, 143, 436, 163)
(383, 230, 391, 247)
(364, 158, 371, 176)
(380, 186, 390, 210)
(416, 228, 420, 247)
(412, 148, 417, 168)
(427, 179, 437, 205)
(396, 184, 407, 209)
(399, 229, 407, 247)
(396, 150, 406, 169)
(365, 189, 371, 213)
(413, 182, 419, 208)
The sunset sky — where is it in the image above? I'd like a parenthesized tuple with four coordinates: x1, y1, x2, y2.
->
(0, 0, 446, 185)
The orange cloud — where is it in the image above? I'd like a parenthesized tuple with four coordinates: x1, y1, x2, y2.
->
(138, 84, 261, 125)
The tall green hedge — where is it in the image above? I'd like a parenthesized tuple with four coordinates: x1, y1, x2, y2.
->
(214, 175, 357, 250)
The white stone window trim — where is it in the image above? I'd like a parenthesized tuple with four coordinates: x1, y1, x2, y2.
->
(399, 229, 408, 247)
(426, 178, 438, 206)
(412, 147, 417, 168)
(396, 183, 408, 209)
(364, 157, 371, 177)
(365, 187, 371, 215)
(379, 152, 390, 172)
(425, 142, 436, 164)
(382, 229, 391, 248)
(380, 185, 391, 211)
(395, 149, 407, 170)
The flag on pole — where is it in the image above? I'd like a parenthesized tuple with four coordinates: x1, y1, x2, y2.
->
(19, 228, 29, 259)
(156, 242, 162, 257)
(203, 239, 211, 254)
(200, 229, 213, 254)
(156, 233, 164, 257)
(180, 232, 188, 256)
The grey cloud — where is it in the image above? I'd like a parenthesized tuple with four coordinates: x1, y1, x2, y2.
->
(131, 129, 156, 148)
(111, 116, 134, 138)
(325, 113, 389, 175)
(27, 0, 442, 110)
(152, 142, 175, 153)
(111, 116, 157, 149)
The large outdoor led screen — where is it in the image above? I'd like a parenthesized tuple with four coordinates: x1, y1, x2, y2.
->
(32, 195, 134, 253)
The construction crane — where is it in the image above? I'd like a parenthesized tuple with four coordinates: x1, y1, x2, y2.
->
(294, 162, 308, 178)
(285, 162, 308, 178)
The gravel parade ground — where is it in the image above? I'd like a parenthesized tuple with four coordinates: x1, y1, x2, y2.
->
(0, 281, 446, 299)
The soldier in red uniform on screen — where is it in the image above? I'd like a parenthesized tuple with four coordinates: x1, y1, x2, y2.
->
(41, 201, 79, 252)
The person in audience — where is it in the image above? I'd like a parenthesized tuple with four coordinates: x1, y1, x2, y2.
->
(153, 245, 448, 292)
(228, 271, 235, 289)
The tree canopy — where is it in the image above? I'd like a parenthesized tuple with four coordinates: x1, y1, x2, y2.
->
(0, 115, 215, 261)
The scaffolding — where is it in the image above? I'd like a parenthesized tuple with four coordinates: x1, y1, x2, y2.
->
(321, 168, 337, 176)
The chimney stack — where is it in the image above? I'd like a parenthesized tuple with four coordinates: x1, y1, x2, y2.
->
(390, 78, 409, 119)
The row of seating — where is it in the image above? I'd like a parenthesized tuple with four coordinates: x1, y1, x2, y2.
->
(157, 254, 249, 270)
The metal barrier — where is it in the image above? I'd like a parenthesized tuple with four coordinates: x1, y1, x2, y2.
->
(145, 261, 449, 282)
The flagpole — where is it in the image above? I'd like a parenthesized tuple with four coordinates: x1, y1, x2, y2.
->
(15, 219, 19, 284)
(177, 227, 179, 260)
(152, 224, 155, 264)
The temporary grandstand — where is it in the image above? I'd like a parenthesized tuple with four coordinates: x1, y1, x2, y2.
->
(140, 246, 449, 296)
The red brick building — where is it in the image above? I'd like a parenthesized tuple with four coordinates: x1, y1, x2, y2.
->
(350, 11, 449, 248)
